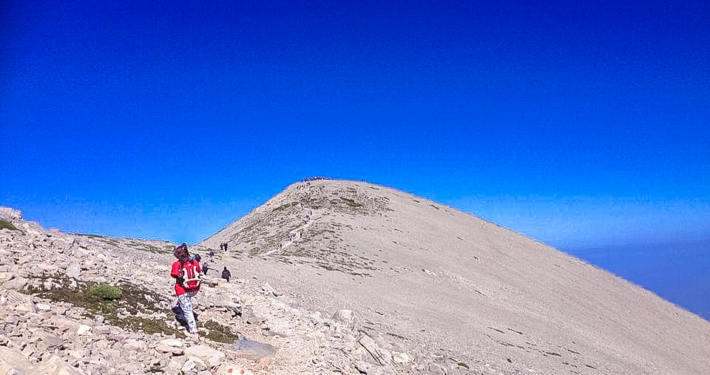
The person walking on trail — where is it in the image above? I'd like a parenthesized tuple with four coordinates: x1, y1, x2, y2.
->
(171, 243, 202, 335)
(221, 266, 231, 282)
(209, 250, 214, 262)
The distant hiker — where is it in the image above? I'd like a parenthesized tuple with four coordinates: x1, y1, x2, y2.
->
(203, 261, 209, 275)
(224, 242, 228, 252)
(209, 250, 214, 262)
(221, 266, 231, 283)
(171, 243, 201, 335)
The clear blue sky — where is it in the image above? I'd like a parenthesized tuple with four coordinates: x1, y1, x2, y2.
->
(1, 2, 708, 260)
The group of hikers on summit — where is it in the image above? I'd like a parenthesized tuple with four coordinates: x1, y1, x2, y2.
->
(170, 243, 232, 335)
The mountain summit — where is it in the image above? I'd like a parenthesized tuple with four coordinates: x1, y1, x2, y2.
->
(200, 179, 710, 374)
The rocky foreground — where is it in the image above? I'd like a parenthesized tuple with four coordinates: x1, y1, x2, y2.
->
(0, 207, 449, 375)
(3, 177, 710, 375)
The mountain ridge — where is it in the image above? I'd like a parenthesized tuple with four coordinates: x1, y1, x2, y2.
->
(197, 179, 710, 374)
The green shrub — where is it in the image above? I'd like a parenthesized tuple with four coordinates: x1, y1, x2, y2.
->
(340, 197, 362, 208)
(0, 219, 19, 231)
(88, 284, 122, 301)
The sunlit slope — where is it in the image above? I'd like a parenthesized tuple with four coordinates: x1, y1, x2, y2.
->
(200, 179, 710, 375)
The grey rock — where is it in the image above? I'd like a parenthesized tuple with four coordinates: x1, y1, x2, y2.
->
(3, 276, 28, 291)
(0, 346, 33, 374)
(66, 263, 81, 278)
(35, 355, 85, 375)
(123, 339, 147, 351)
(33, 331, 64, 351)
(184, 345, 225, 368)
(228, 338, 276, 361)
(333, 309, 358, 332)
(358, 333, 393, 367)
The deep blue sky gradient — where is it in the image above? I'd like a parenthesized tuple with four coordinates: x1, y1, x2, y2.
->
(2, 1, 709, 317)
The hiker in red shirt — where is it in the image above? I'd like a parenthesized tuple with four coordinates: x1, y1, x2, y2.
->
(171, 243, 201, 334)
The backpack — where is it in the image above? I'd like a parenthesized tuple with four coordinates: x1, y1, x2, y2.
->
(181, 261, 200, 290)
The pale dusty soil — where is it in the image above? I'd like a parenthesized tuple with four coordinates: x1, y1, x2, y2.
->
(200, 179, 710, 375)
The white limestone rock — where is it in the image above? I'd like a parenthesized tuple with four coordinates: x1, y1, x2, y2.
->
(184, 345, 225, 368)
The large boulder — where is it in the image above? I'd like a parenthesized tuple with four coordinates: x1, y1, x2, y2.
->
(184, 345, 226, 368)
(33, 331, 64, 351)
(34, 355, 85, 375)
(0, 346, 33, 374)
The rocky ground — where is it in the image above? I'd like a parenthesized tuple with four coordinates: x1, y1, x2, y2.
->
(3, 179, 710, 375)
(0, 206, 450, 375)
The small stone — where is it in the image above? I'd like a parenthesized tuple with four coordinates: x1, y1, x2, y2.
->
(94, 326, 111, 335)
(157, 343, 185, 355)
(66, 263, 81, 278)
(3, 276, 28, 291)
(76, 325, 92, 336)
(160, 338, 184, 348)
(393, 352, 412, 364)
(123, 339, 147, 351)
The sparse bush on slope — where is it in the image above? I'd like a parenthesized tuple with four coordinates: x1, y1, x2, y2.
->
(0, 219, 20, 231)
(88, 283, 123, 301)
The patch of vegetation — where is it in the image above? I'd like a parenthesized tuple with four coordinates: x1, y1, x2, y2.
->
(132, 243, 172, 254)
(0, 219, 20, 231)
(457, 362, 469, 369)
(318, 263, 337, 271)
(99, 238, 120, 247)
(87, 283, 122, 301)
(340, 197, 362, 208)
(272, 201, 299, 212)
(430, 204, 440, 210)
(23, 275, 173, 334)
(22, 274, 243, 343)
(200, 319, 242, 344)
(386, 332, 406, 340)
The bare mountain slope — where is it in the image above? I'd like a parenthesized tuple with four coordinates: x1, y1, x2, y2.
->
(200, 179, 710, 374)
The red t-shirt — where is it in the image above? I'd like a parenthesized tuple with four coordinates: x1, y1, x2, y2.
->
(171, 259, 201, 295)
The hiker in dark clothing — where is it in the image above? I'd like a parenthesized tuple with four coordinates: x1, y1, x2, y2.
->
(209, 250, 214, 262)
(221, 267, 231, 282)
(203, 261, 209, 275)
